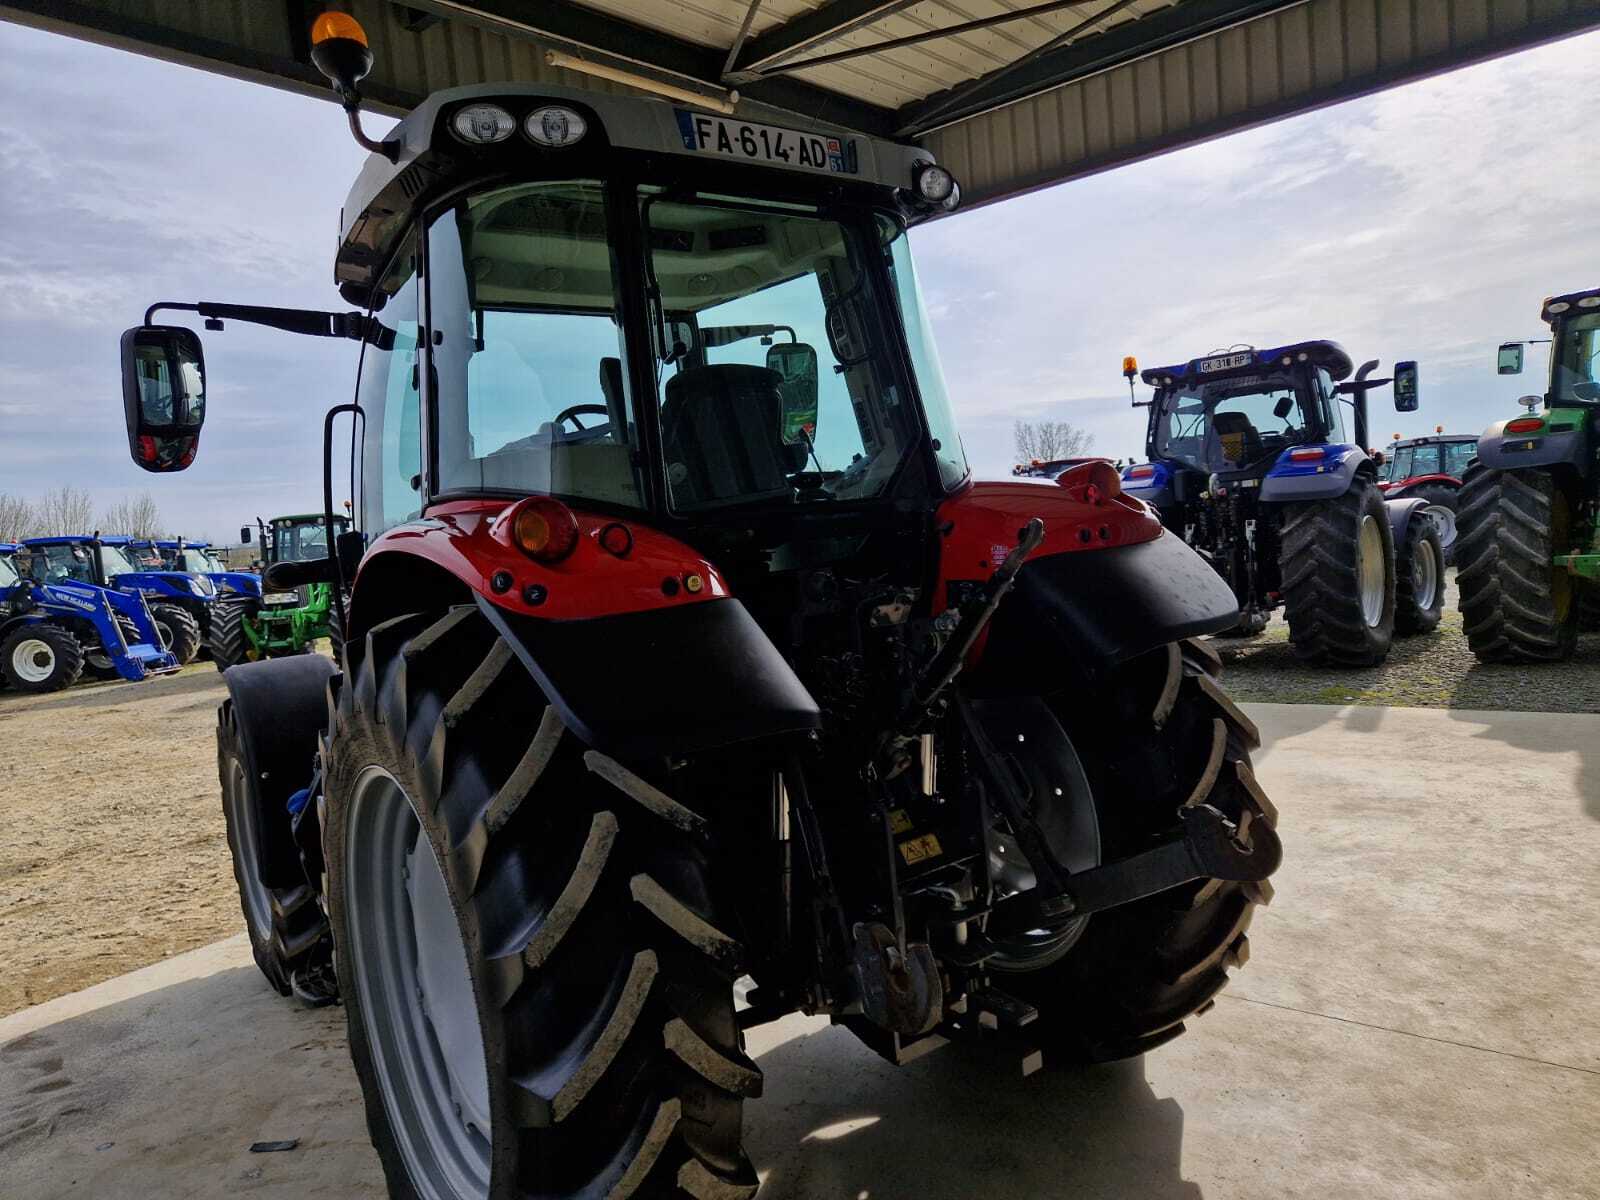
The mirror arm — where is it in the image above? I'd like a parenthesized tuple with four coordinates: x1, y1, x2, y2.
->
(143, 301, 372, 341)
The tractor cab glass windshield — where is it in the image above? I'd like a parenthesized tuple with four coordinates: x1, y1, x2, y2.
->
(27, 544, 96, 583)
(1552, 312, 1600, 403)
(645, 194, 933, 511)
(0, 555, 19, 589)
(1155, 372, 1315, 472)
(170, 547, 224, 573)
(98, 544, 138, 577)
(272, 520, 340, 563)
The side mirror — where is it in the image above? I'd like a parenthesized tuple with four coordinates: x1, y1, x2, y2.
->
(1272, 395, 1294, 420)
(1393, 360, 1419, 412)
(767, 342, 820, 444)
(120, 325, 206, 472)
(1497, 343, 1524, 375)
(240, 526, 253, 545)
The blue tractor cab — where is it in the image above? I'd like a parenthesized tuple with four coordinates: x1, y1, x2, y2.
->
(133, 538, 262, 601)
(20, 535, 208, 666)
(1117, 341, 1442, 664)
(0, 541, 179, 692)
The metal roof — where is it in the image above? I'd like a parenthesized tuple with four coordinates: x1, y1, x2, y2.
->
(4, 0, 1598, 208)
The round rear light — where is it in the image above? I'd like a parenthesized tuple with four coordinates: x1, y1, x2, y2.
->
(511, 498, 579, 563)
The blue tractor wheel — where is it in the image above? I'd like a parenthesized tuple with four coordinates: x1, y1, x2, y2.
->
(1, 623, 86, 693)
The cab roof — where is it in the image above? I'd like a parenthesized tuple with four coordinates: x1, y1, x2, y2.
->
(23, 535, 131, 546)
(0, 543, 16, 554)
(337, 83, 926, 305)
(1141, 340, 1355, 386)
(1542, 286, 1600, 324)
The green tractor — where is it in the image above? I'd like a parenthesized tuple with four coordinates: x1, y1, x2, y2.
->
(1457, 286, 1600, 661)
(209, 513, 348, 670)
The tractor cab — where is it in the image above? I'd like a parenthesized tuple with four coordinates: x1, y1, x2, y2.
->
(20, 535, 213, 599)
(0, 544, 20, 612)
(145, 538, 261, 599)
(247, 515, 347, 567)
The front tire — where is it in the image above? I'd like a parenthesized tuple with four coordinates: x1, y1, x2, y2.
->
(1394, 515, 1444, 636)
(150, 602, 202, 665)
(1456, 464, 1579, 662)
(324, 608, 758, 1200)
(1278, 480, 1396, 666)
(210, 595, 260, 672)
(1003, 639, 1278, 1062)
(1, 624, 85, 693)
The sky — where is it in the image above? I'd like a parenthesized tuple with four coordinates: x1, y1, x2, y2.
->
(0, 21, 1596, 542)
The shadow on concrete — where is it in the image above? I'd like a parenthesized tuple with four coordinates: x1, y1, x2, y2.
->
(1443, 704, 1600, 823)
(748, 1025, 1198, 1200)
(0, 958, 381, 1200)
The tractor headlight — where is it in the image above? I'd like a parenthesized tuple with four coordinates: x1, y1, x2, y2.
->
(911, 162, 960, 211)
(450, 103, 517, 144)
(524, 106, 588, 148)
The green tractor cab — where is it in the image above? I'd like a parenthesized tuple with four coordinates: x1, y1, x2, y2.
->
(1457, 287, 1600, 661)
(209, 513, 349, 670)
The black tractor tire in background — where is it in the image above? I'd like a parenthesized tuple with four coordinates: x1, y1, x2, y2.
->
(1277, 480, 1396, 666)
(1456, 464, 1579, 662)
(1, 623, 86, 693)
(1394, 516, 1445, 636)
(150, 602, 202, 665)
(323, 607, 758, 1200)
(218, 690, 331, 996)
(1002, 638, 1277, 1062)
(210, 595, 260, 672)
(1403, 482, 1461, 565)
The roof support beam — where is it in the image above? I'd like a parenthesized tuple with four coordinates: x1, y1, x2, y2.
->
(897, 0, 1306, 135)
(405, 0, 898, 133)
(726, 0, 923, 80)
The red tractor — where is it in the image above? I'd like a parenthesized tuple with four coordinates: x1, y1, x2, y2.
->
(118, 14, 1281, 1198)
(1375, 429, 1476, 562)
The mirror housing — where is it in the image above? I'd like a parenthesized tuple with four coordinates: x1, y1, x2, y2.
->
(240, 526, 253, 544)
(120, 325, 207, 472)
(1392, 361, 1419, 412)
(766, 342, 820, 444)
(1497, 343, 1525, 375)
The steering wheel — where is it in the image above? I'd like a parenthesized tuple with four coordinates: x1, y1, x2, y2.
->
(553, 404, 610, 432)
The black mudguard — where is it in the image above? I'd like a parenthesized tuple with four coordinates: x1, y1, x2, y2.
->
(478, 593, 822, 760)
(975, 530, 1239, 687)
(1382, 496, 1429, 542)
(1476, 423, 1588, 472)
(221, 655, 336, 889)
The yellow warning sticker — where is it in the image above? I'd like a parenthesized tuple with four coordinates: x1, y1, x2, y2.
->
(898, 833, 943, 865)
(888, 808, 914, 834)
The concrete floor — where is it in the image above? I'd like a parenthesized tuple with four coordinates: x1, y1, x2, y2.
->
(3, 703, 1597, 1199)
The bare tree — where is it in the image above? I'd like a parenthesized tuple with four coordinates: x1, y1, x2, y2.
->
(32, 486, 97, 536)
(0, 493, 39, 542)
(1014, 419, 1094, 463)
(99, 492, 166, 539)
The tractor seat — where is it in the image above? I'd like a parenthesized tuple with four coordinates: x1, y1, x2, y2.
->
(1212, 411, 1264, 465)
(661, 364, 796, 508)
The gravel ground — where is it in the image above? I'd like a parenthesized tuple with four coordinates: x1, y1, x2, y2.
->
(0, 665, 238, 1016)
(1212, 569, 1600, 712)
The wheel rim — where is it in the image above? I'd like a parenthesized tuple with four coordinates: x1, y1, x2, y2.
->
(1357, 513, 1386, 627)
(1412, 536, 1439, 611)
(1421, 503, 1457, 551)
(11, 638, 55, 683)
(154, 619, 174, 651)
(224, 755, 273, 939)
(347, 766, 491, 1200)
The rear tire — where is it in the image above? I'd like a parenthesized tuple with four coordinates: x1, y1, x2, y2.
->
(1007, 640, 1277, 1062)
(1455, 464, 1579, 662)
(1278, 480, 1396, 665)
(1394, 516, 1444, 636)
(1, 624, 85, 693)
(217, 698, 330, 995)
(211, 596, 260, 672)
(150, 602, 202, 665)
(324, 607, 757, 1200)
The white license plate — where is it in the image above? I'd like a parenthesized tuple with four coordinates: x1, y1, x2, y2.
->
(1199, 352, 1253, 373)
(262, 592, 297, 605)
(675, 110, 857, 175)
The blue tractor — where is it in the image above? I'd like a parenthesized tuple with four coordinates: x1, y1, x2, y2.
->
(0, 542, 179, 692)
(18, 535, 207, 666)
(131, 538, 262, 601)
(1118, 342, 1444, 665)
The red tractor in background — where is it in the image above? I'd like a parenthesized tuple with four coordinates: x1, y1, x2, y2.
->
(1375, 429, 1476, 563)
